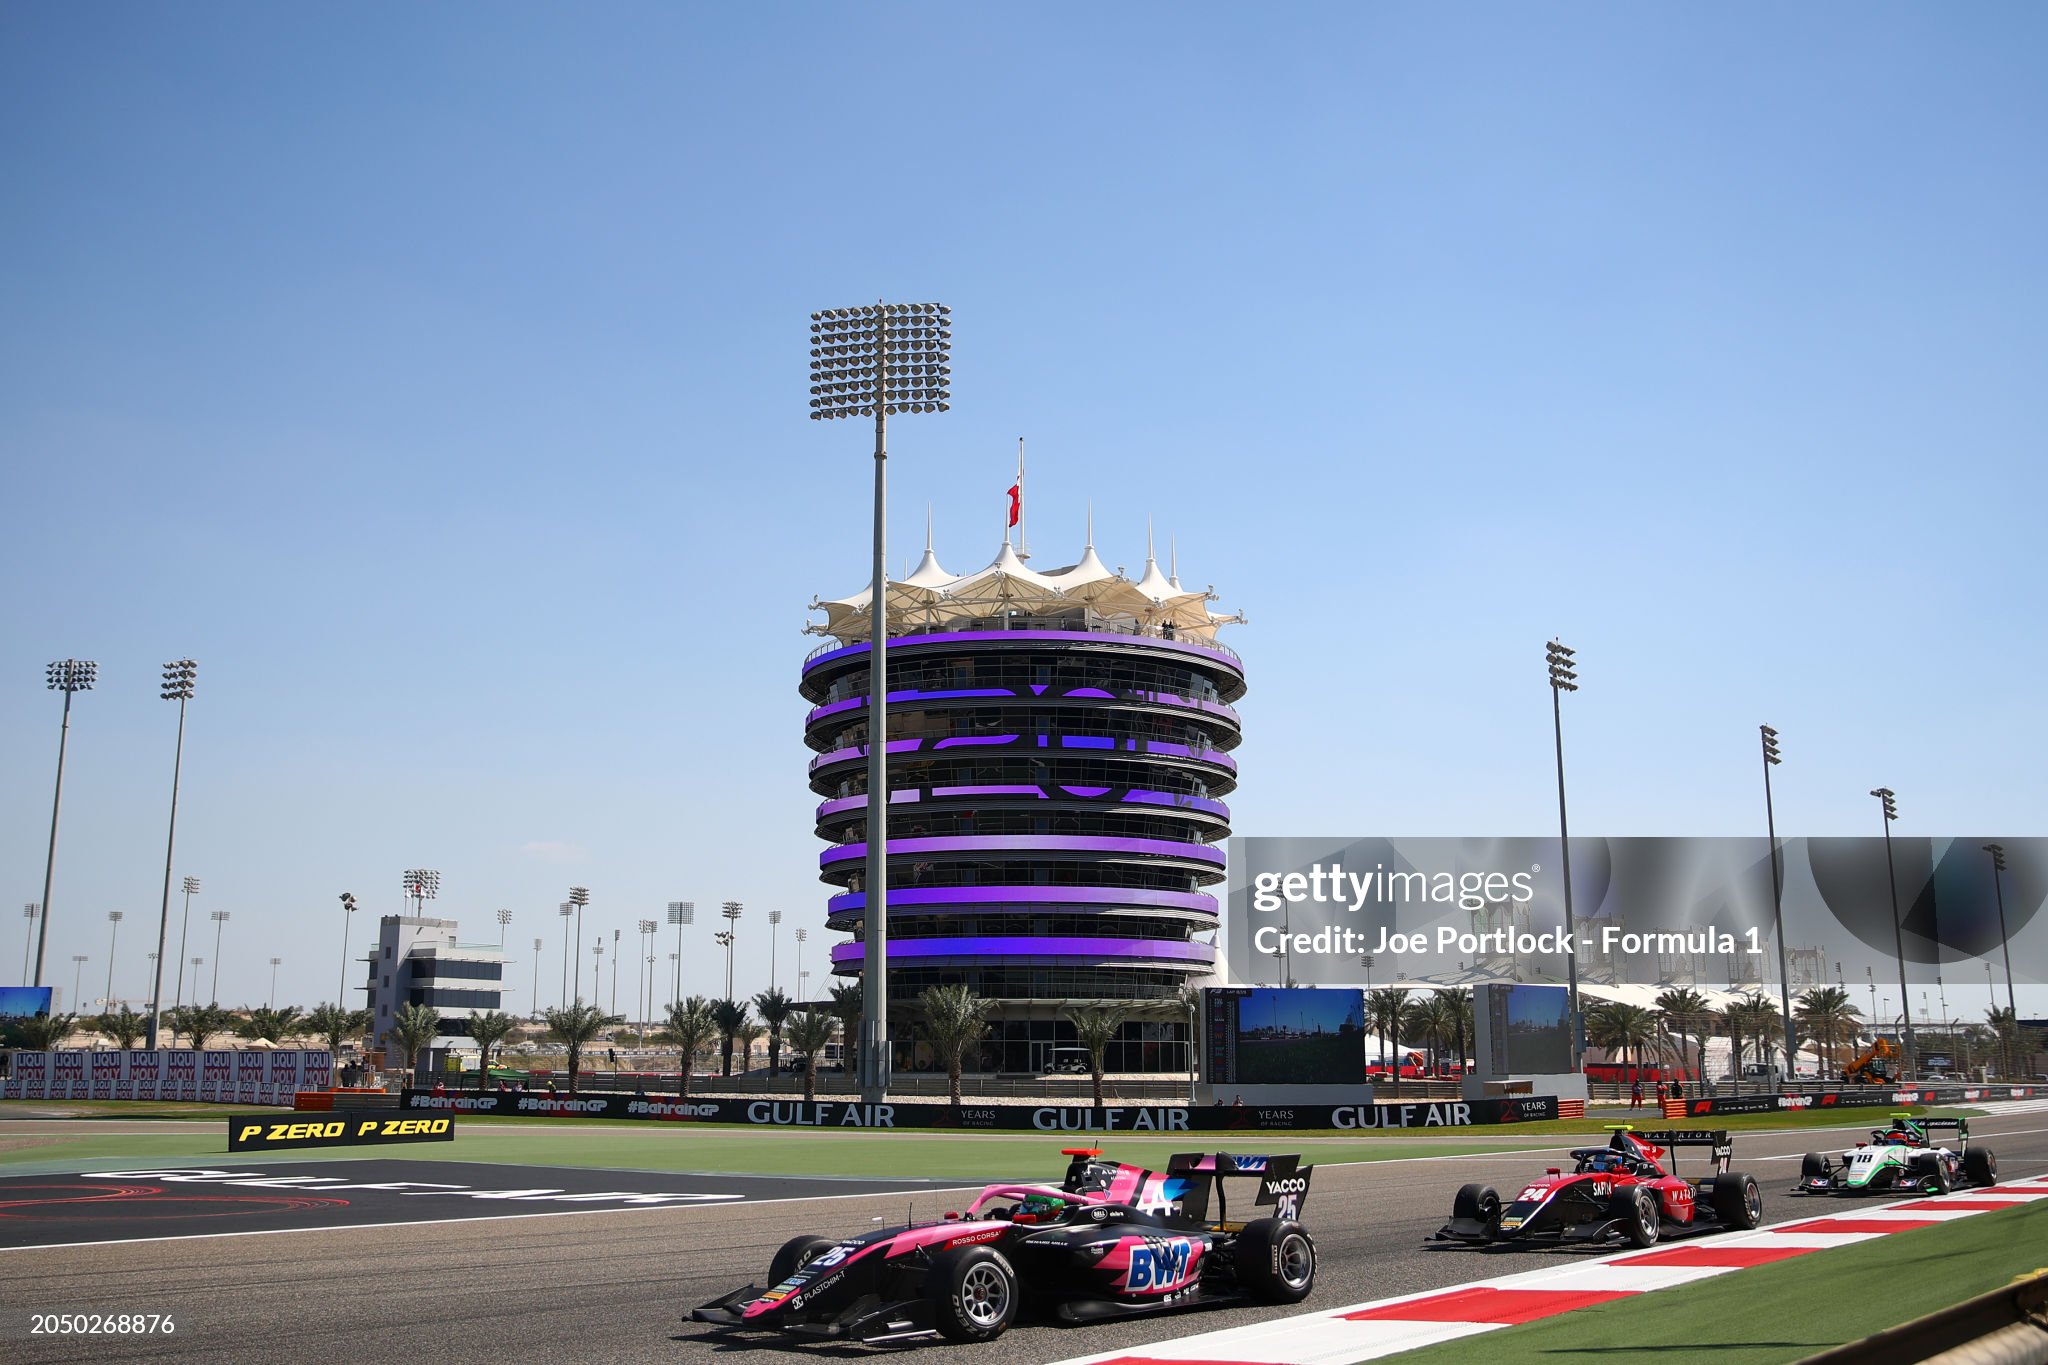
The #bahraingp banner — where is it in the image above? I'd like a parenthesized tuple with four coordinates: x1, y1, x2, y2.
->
(1227, 836, 2046, 993)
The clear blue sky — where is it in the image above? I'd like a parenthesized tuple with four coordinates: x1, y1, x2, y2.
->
(3, 4, 2043, 1015)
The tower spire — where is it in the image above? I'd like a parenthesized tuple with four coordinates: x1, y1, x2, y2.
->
(1015, 437, 1029, 561)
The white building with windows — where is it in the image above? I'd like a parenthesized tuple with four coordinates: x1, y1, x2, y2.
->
(363, 915, 506, 1060)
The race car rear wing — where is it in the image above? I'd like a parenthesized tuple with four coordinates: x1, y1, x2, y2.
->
(1885, 1114, 1970, 1145)
(1163, 1152, 1314, 1224)
(1609, 1126, 1734, 1176)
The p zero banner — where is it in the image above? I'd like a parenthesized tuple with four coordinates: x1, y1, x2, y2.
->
(1228, 836, 2046, 990)
(227, 1113, 455, 1152)
(400, 1090, 1556, 1130)
(0, 1049, 331, 1103)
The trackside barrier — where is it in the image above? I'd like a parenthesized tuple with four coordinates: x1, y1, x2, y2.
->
(0, 1048, 332, 1103)
(398, 1090, 1559, 1129)
(1674, 1084, 2039, 1119)
(1557, 1099, 1586, 1119)
(293, 1088, 391, 1112)
(1797, 1268, 2048, 1365)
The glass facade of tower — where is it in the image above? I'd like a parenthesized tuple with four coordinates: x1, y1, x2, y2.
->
(801, 613, 1243, 1074)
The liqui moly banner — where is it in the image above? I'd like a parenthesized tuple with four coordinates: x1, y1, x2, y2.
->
(2, 1049, 330, 1104)
(166, 1048, 197, 1100)
(91, 1050, 122, 1099)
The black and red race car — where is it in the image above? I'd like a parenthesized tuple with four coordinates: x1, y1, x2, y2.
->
(1435, 1126, 1763, 1249)
(690, 1147, 1316, 1344)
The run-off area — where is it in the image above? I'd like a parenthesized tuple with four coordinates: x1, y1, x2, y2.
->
(0, 1161, 956, 1249)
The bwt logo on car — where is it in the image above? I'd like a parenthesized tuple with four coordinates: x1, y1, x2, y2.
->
(1126, 1237, 1198, 1291)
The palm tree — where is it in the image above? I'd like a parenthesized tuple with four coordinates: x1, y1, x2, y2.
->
(1795, 987, 1861, 1075)
(1063, 1005, 1128, 1113)
(1441, 988, 1474, 1075)
(168, 1003, 237, 1050)
(1402, 993, 1459, 1075)
(753, 987, 795, 1072)
(712, 998, 751, 1077)
(827, 982, 865, 1041)
(919, 983, 995, 1104)
(662, 996, 719, 1097)
(304, 1003, 369, 1059)
(1654, 987, 1711, 1086)
(239, 1006, 303, 1045)
(93, 1004, 148, 1049)
(1985, 1006, 2020, 1079)
(734, 1021, 765, 1073)
(542, 1002, 617, 1093)
(1720, 992, 1781, 1087)
(785, 1010, 837, 1101)
(1587, 1001, 1661, 1084)
(8, 1012, 78, 1049)
(390, 1002, 442, 1083)
(1366, 988, 1409, 1082)
(467, 1010, 520, 1074)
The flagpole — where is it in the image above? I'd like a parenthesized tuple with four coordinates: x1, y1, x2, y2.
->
(1015, 436, 1027, 560)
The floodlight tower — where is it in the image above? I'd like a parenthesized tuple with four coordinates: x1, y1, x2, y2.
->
(1760, 725, 1795, 1079)
(35, 659, 96, 988)
(1545, 639, 1582, 1068)
(531, 937, 544, 1016)
(558, 903, 573, 1008)
(637, 919, 657, 1026)
(767, 909, 783, 992)
(1984, 843, 2017, 1034)
(809, 299, 953, 1102)
(496, 908, 512, 946)
(148, 658, 197, 1047)
(794, 926, 808, 1000)
(404, 870, 440, 916)
(20, 905, 37, 988)
(71, 954, 89, 1010)
(1871, 787, 1917, 1075)
(104, 911, 123, 1007)
(209, 911, 231, 1003)
(719, 902, 743, 1000)
(337, 892, 358, 1007)
(667, 902, 693, 1009)
(174, 877, 200, 1009)
(567, 887, 590, 1005)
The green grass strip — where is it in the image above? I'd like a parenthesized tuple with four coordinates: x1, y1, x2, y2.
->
(1370, 1199, 2048, 1365)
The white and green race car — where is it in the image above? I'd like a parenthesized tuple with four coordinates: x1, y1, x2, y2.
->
(1796, 1114, 1997, 1196)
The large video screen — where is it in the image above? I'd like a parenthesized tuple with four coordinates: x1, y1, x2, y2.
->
(1206, 987, 1364, 1085)
(1492, 983, 1571, 1075)
(0, 986, 54, 1018)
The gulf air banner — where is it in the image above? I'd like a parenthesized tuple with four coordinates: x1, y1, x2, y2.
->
(1228, 836, 2046, 990)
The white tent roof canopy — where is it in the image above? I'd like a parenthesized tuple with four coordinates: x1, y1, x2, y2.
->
(810, 528, 1243, 645)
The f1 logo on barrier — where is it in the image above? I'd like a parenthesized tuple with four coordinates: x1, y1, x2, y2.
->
(228, 1114, 456, 1152)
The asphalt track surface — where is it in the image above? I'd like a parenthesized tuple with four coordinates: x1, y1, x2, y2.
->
(6, 1109, 2048, 1364)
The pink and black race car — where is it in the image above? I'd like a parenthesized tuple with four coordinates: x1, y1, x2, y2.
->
(690, 1147, 1316, 1344)
(1435, 1126, 1763, 1249)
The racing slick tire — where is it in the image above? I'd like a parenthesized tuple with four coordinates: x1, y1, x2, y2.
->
(1611, 1185, 1660, 1248)
(1236, 1218, 1316, 1304)
(1964, 1147, 1997, 1187)
(768, 1234, 839, 1286)
(926, 1245, 1019, 1343)
(1913, 1155, 1951, 1196)
(1452, 1183, 1502, 1233)
(1800, 1153, 1829, 1181)
(1712, 1173, 1764, 1229)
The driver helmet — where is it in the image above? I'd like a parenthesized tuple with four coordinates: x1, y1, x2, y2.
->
(1018, 1194, 1068, 1219)
(1581, 1152, 1616, 1173)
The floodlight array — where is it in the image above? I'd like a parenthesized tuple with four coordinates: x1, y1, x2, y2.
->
(809, 302, 952, 420)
